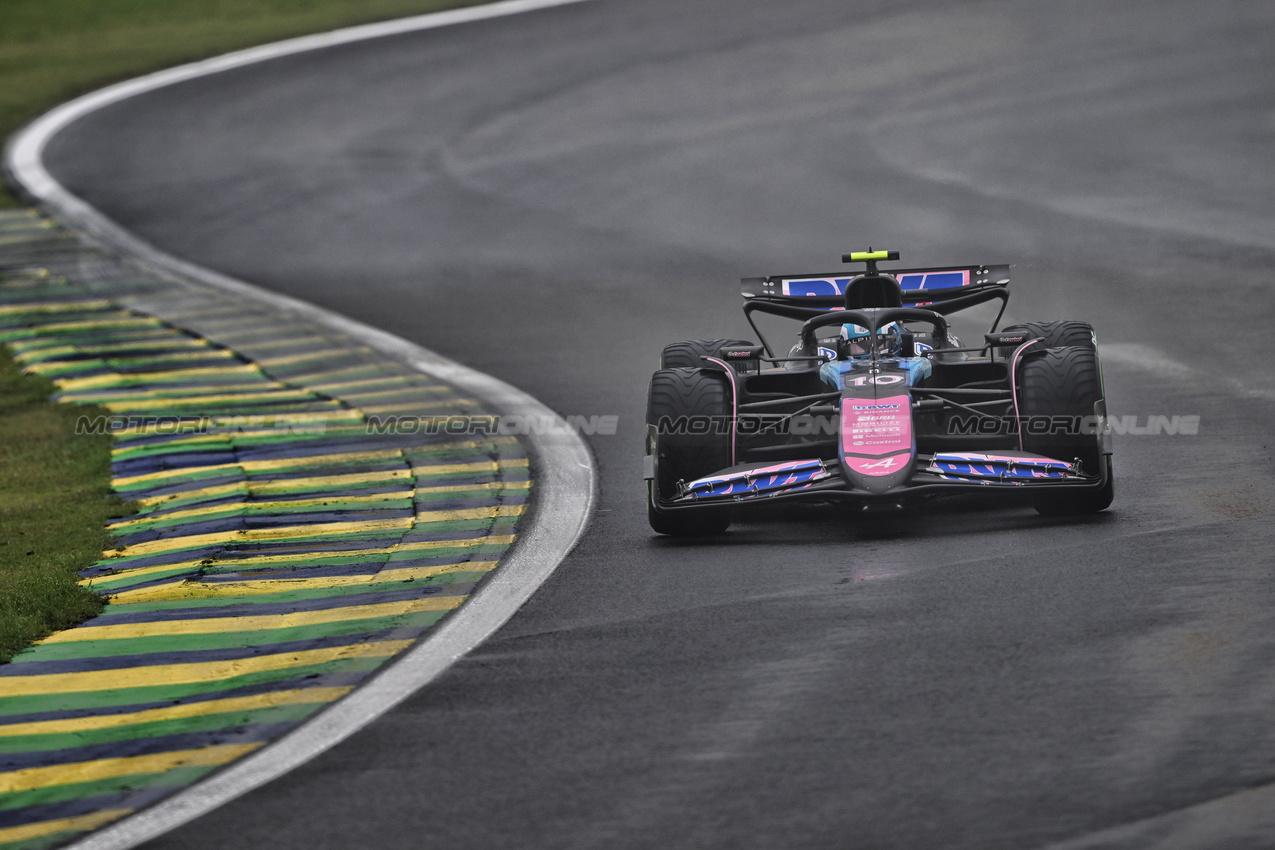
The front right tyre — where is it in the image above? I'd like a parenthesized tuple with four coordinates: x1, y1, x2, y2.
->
(660, 338, 756, 372)
(999, 320, 1096, 356)
(646, 367, 734, 535)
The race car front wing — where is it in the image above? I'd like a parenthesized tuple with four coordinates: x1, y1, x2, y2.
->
(643, 449, 1112, 511)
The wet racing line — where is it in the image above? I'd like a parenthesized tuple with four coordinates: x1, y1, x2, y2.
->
(14, 0, 1275, 847)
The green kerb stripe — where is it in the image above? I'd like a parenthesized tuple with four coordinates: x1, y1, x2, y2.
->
(0, 702, 323, 756)
(91, 570, 494, 613)
(21, 608, 452, 661)
(0, 656, 389, 717)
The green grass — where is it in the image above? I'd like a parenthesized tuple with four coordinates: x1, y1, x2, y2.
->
(0, 0, 487, 207)
(0, 0, 492, 661)
(0, 351, 133, 663)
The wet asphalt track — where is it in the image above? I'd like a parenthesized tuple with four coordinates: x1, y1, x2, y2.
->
(41, 0, 1275, 847)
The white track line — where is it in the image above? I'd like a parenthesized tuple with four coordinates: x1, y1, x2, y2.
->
(3, 1, 596, 847)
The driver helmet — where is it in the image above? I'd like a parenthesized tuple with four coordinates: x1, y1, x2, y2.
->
(840, 322, 902, 358)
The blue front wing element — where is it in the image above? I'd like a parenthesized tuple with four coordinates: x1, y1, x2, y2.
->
(928, 452, 1078, 481)
(679, 459, 832, 499)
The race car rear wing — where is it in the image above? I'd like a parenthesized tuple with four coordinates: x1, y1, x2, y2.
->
(741, 264, 1011, 308)
(739, 263, 1012, 355)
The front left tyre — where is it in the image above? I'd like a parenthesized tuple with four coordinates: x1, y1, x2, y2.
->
(646, 367, 734, 535)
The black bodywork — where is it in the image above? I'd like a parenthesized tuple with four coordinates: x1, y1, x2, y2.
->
(644, 252, 1113, 533)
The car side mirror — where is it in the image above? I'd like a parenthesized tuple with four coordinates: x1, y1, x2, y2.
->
(899, 330, 915, 357)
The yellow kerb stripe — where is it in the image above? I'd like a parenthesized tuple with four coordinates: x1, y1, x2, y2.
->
(0, 743, 259, 795)
(136, 483, 247, 507)
(259, 350, 368, 367)
(334, 389, 425, 402)
(23, 316, 159, 333)
(214, 335, 328, 352)
(55, 363, 263, 392)
(23, 360, 103, 375)
(0, 809, 133, 845)
(108, 491, 415, 529)
(416, 480, 530, 495)
(114, 481, 526, 529)
(134, 469, 410, 507)
(0, 299, 113, 316)
(416, 504, 526, 523)
(418, 437, 521, 451)
(0, 640, 411, 697)
(12, 344, 77, 362)
(100, 517, 415, 559)
(0, 687, 351, 738)
(106, 349, 238, 363)
(313, 378, 450, 394)
(82, 558, 207, 588)
(104, 391, 328, 412)
(416, 457, 529, 476)
(285, 366, 384, 386)
(39, 596, 462, 643)
(73, 338, 212, 353)
(105, 561, 498, 604)
(62, 383, 292, 405)
(86, 536, 514, 589)
(250, 468, 412, 493)
(112, 449, 404, 488)
(360, 401, 477, 415)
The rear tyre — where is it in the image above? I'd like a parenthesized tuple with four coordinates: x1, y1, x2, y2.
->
(999, 321, 1096, 357)
(1019, 346, 1114, 515)
(646, 368, 734, 535)
(660, 339, 756, 372)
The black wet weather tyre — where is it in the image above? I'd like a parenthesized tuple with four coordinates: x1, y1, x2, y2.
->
(660, 339, 756, 372)
(1019, 346, 1114, 515)
(999, 321, 1096, 357)
(646, 368, 734, 535)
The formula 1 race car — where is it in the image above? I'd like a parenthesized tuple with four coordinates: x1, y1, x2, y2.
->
(644, 250, 1113, 535)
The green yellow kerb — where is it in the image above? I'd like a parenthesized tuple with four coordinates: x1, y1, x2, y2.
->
(0, 210, 530, 850)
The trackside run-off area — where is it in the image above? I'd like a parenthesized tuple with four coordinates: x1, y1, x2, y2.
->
(0, 210, 532, 850)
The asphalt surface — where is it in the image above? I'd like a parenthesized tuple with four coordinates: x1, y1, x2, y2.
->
(41, 0, 1275, 847)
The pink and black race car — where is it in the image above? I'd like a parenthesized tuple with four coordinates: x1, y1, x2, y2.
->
(643, 250, 1113, 535)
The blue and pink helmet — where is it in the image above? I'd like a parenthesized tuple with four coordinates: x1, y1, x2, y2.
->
(840, 322, 902, 358)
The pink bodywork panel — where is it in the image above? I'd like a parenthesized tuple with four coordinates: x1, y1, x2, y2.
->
(841, 394, 912, 477)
